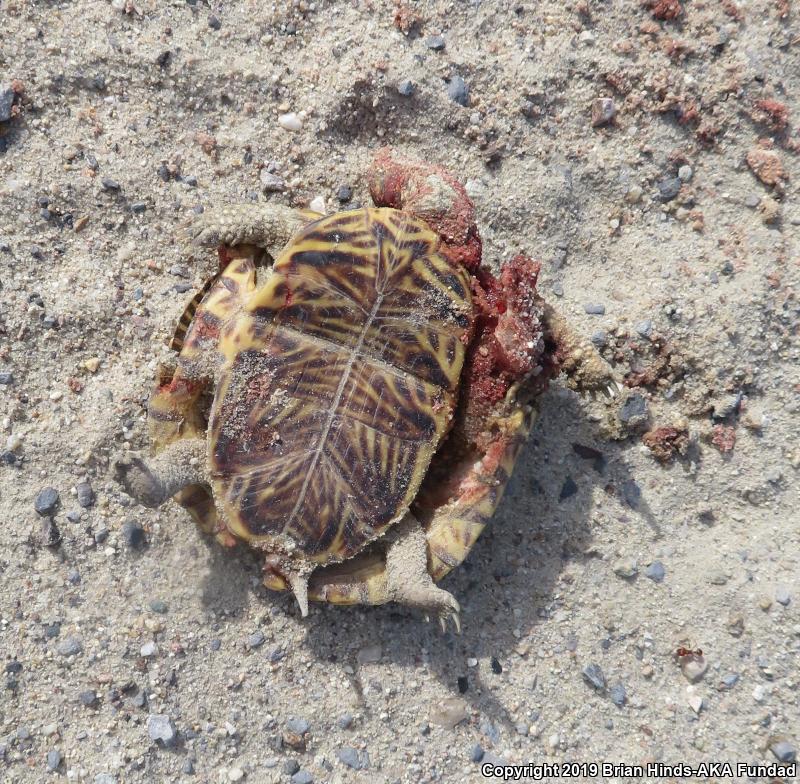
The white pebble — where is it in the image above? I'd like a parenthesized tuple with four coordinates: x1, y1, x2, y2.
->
(278, 112, 303, 132)
(309, 196, 326, 214)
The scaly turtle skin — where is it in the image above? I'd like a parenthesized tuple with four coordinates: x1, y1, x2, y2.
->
(116, 149, 617, 629)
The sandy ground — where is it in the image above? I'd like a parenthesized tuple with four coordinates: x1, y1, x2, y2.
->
(1, 1, 799, 782)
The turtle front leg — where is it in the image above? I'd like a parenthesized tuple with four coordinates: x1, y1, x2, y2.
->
(383, 514, 461, 632)
(115, 438, 207, 508)
(183, 204, 319, 258)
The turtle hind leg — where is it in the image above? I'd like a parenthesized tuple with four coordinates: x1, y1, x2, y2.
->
(539, 300, 621, 397)
(115, 438, 206, 508)
(384, 514, 461, 633)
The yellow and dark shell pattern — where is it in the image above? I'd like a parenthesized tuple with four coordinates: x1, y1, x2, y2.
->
(209, 208, 473, 564)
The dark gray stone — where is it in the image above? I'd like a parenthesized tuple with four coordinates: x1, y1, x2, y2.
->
(609, 683, 627, 706)
(426, 35, 446, 50)
(469, 743, 485, 762)
(337, 746, 361, 769)
(46, 749, 62, 770)
(247, 630, 265, 648)
(336, 714, 353, 729)
(0, 85, 15, 123)
(618, 393, 648, 423)
(101, 177, 120, 191)
(645, 561, 665, 582)
(770, 741, 796, 763)
(208, 14, 221, 29)
(75, 482, 95, 508)
(79, 690, 98, 707)
(657, 177, 681, 202)
(34, 487, 60, 516)
(122, 520, 146, 549)
(336, 185, 352, 203)
(0, 371, 13, 385)
(582, 663, 606, 691)
(286, 717, 309, 735)
(283, 759, 300, 775)
(590, 330, 608, 347)
(149, 599, 168, 614)
(147, 714, 177, 747)
(56, 636, 83, 657)
(559, 476, 578, 501)
(447, 75, 469, 106)
(397, 79, 415, 97)
(635, 320, 653, 338)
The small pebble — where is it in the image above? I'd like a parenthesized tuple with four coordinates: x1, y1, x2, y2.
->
(582, 663, 606, 691)
(122, 521, 146, 549)
(584, 303, 606, 315)
(681, 655, 708, 683)
(291, 772, 313, 784)
(56, 636, 82, 657)
(720, 672, 739, 689)
(0, 371, 13, 385)
(397, 79, 415, 97)
(356, 644, 382, 664)
(46, 749, 61, 771)
(208, 14, 221, 29)
(447, 75, 469, 106)
(657, 177, 682, 202)
(260, 171, 286, 192)
(140, 641, 158, 657)
(309, 196, 326, 214)
(775, 586, 791, 606)
(101, 177, 120, 192)
(625, 185, 643, 203)
(278, 113, 303, 132)
(228, 769, 244, 782)
(286, 717, 309, 735)
(336, 714, 353, 730)
(247, 630, 266, 649)
(678, 165, 693, 182)
(149, 599, 168, 614)
(770, 741, 796, 763)
(591, 97, 616, 127)
(426, 35, 445, 50)
(613, 559, 638, 579)
(469, 743, 484, 762)
(645, 561, 665, 582)
(430, 697, 469, 728)
(75, 481, 95, 508)
(0, 84, 15, 122)
(336, 185, 352, 202)
(635, 320, 653, 338)
(337, 746, 361, 770)
(182, 758, 195, 774)
(283, 760, 300, 775)
(590, 330, 607, 347)
(609, 683, 627, 706)
(688, 693, 703, 714)
(79, 690, 98, 707)
(147, 714, 178, 747)
(34, 487, 60, 516)
(618, 393, 648, 424)
(559, 476, 578, 501)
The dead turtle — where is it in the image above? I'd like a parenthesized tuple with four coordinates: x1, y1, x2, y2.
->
(115, 149, 616, 629)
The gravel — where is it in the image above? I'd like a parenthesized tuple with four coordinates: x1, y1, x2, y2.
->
(657, 177, 682, 202)
(426, 35, 446, 50)
(147, 714, 178, 747)
(583, 303, 606, 315)
(582, 663, 606, 691)
(397, 79, 415, 97)
(337, 746, 362, 769)
(336, 714, 354, 729)
(775, 586, 791, 606)
(56, 636, 82, 657)
(618, 393, 649, 423)
(0, 84, 15, 122)
(468, 743, 485, 762)
(247, 630, 266, 648)
(609, 683, 627, 706)
(286, 717, 310, 735)
(34, 487, 60, 516)
(46, 749, 62, 770)
(122, 520, 146, 548)
(447, 75, 469, 106)
(770, 740, 796, 763)
(75, 481, 95, 508)
(645, 561, 666, 582)
(291, 772, 313, 784)
(0, 371, 13, 385)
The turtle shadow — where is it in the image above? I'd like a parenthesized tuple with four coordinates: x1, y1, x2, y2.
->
(303, 386, 659, 740)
